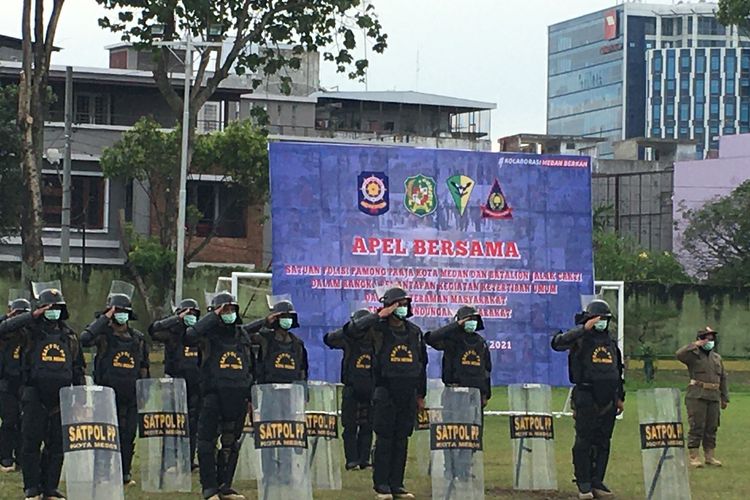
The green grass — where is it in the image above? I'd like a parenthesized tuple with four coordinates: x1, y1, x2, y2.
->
(1, 367, 747, 499)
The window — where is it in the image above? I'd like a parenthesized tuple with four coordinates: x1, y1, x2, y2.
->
(726, 79, 736, 94)
(724, 126, 736, 134)
(711, 79, 720, 95)
(680, 78, 690, 92)
(654, 79, 662, 92)
(666, 103, 675, 118)
(710, 101, 720, 115)
(688, 16, 693, 35)
(695, 104, 705, 120)
(711, 52, 721, 72)
(742, 52, 750, 71)
(679, 103, 690, 120)
(698, 16, 726, 36)
(667, 54, 676, 79)
(741, 101, 750, 121)
(662, 18, 674, 36)
(74, 93, 110, 125)
(726, 54, 737, 75)
(680, 53, 691, 72)
(652, 104, 661, 121)
(653, 55, 663, 73)
(197, 102, 222, 133)
(42, 174, 105, 229)
(187, 181, 247, 238)
(696, 53, 706, 73)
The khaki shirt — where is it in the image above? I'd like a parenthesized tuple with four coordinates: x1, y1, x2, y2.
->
(676, 343, 728, 403)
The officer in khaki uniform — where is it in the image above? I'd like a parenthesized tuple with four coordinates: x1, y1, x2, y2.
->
(676, 327, 728, 468)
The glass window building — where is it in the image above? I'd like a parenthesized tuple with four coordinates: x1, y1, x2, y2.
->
(548, 2, 746, 158)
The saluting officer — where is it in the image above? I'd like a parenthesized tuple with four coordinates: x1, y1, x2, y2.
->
(0, 285, 85, 500)
(365, 286, 427, 500)
(186, 292, 253, 500)
(676, 326, 728, 467)
(425, 305, 491, 488)
(149, 298, 203, 469)
(81, 292, 150, 486)
(551, 299, 624, 500)
(0, 294, 31, 473)
(324, 307, 376, 470)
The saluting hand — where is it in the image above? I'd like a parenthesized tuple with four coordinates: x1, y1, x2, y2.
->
(377, 303, 398, 318)
(584, 315, 601, 331)
(695, 338, 709, 348)
(104, 306, 116, 319)
(32, 304, 51, 318)
(416, 397, 425, 412)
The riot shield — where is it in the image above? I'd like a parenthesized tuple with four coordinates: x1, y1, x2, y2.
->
(60, 385, 124, 500)
(235, 408, 261, 481)
(430, 387, 484, 500)
(415, 379, 444, 476)
(8, 288, 30, 306)
(508, 384, 557, 491)
(108, 280, 135, 301)
(306, 381, 341, 490)
(252, 383, 312, 500)
(637, 388, 691, 500)
(136, 378, 191, 492)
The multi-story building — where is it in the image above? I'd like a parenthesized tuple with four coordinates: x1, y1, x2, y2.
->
(0, 35, 495, 267)
(548, 1, 747, 158)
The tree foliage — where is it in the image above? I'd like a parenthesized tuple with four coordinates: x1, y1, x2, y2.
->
(680, 180, 750, 285)
(0, 85, 23, 237)
(717, 0, 750, 29)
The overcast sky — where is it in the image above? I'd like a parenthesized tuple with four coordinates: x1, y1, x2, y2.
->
(0, 0, 667, 140)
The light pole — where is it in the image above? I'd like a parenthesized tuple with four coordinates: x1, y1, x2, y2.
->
(152, 26, 221, 303)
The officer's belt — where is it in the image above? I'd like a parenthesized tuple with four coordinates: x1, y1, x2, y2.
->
(690, 379, 720, 391)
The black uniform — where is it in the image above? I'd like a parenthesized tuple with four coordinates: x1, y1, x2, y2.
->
(0, 311, 85, 498)
(186, 312, 254, 499)
(368, 314, 427, 494)
(426, 317, 491, 482)
(149, 314, 201, 466)
(551, 322, 624, 493)
(81, 315, 150, 482)
(0, 314, 25, 469)
(324, 314, 375, 469)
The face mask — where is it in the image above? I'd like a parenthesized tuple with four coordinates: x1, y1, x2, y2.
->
(183, 314, 197, 327)
(593, 319, 609, 331)
(702, 340, 715, 351)
(221, 312, 237, 324)
(463, 320, 478, 333)
(44, 309, 61, 321)
(113, 312, 129, 325)
(279, 317, 293, 330)
(394, 306, 409, 319)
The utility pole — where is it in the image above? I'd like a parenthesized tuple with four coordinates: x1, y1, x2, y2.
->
(152, 27, 221, 303)
(60, 66, 72, 263)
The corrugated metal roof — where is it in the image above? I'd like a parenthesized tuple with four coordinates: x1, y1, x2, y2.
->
(313, 90, 496, 111)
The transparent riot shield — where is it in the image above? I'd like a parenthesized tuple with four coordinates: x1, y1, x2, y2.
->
(415, 379, 444, 476)
(136, 378, 191, 492)
(430, 387, 484, 500)
(60, 385, 124, 500)
(508, 384, 557, 491)
(306, 381, 341, 490)
(8, 288, 30, 306)
(235, 408, 261, 480)
(253, 383, 312, 500)
(638, 388, 691, 500)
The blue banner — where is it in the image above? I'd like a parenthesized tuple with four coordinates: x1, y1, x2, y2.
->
(270, 142, 593, 386)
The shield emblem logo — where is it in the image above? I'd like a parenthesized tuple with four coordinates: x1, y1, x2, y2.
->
(446, 174, 475, 216)
(404, 174, 437, 217)
(481, 179, 512, 219)
(358, 172, 389, 216)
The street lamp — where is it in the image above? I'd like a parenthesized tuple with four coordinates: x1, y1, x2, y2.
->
(152, 25, 223, 303)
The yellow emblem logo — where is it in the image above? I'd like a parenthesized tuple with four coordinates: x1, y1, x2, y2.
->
(12, 345, 21, 360)
(389, 345, 414, 363)
(219, 351, 243, 370)
(592, 346, 613, 364)
(355, 353, 372, 370)
(113, 351, 136, 369)
(183, 346, 198, 358)
(274, 352, 296, 370)
(461, 349, 481, 367)
(41, 343, 66, 363)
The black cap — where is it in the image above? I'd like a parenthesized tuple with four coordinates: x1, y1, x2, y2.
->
(9, 298, 31, 312)
(106, 293, 137, 320)
(270, 300, 299, 328)
(209, 292, 238, 311)
(37, 288, 69, 320)
(585, 299, 612, 319)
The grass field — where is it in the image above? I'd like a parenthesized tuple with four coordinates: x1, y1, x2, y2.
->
(0, 364, 746, 499)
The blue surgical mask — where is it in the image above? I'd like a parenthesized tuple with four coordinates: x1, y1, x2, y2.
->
(183, 314, 197, 327)
(463, 320, 478, 333)
(703, 340, 715, 351)
(113, 312, 129, 325)
(44, 309, 61, 321)
(221, 312, 237, 324)
(394, 306, 409, 319)
(279, 317, 293, 330)
(594, 319, 609, 332)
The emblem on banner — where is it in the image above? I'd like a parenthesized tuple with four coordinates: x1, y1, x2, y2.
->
(481, 179, 512, 219)
(447, 174, 474, 216)
(358, 171, 389, 216)
(404, 174, 437, 217)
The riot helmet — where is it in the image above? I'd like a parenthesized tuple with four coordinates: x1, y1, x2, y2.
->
(585, 299, 613, 319)
(175, 298, 201, 318)
(35, 287, 69, 320)
(267, 295, 300, 328)
(9, 298, 31, 314)
(376, 285, 413, 318)
(454, 305, 484, 331)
